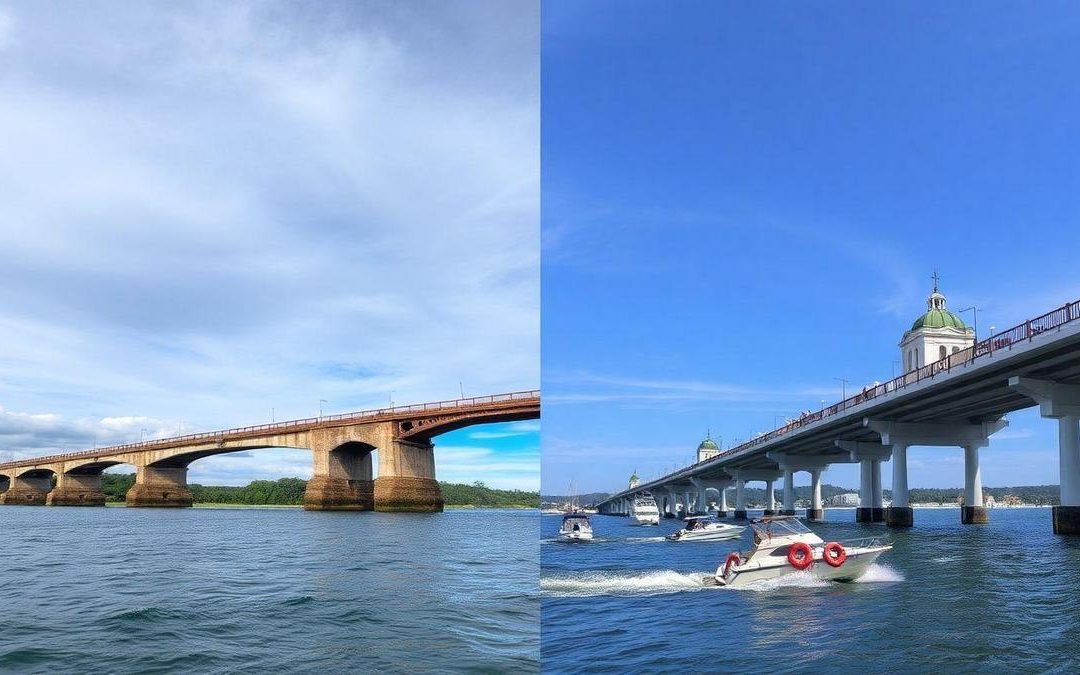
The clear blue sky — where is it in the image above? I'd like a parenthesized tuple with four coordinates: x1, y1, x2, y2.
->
(541, 1, 1080, 494)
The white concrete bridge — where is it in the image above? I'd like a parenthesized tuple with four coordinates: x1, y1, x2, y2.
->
(597, 298, 1080, 534)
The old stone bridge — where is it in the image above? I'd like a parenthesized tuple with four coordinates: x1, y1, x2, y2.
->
(0, 391, 539, 512)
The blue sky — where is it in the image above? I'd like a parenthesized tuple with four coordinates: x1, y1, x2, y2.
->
(541, 2, 1080, 494)
(0, 1, 539, 490)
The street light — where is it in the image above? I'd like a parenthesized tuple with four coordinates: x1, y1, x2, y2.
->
(319, 399, 328, 420)
(833, 377, 850, 400)
(389, 391, 395, 409)
(959, 305, 980, 341)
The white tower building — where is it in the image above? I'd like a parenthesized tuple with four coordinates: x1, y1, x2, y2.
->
(696, 433, 720, 463)
(899, 275, 975, 372)
(628, 471, 640, 489)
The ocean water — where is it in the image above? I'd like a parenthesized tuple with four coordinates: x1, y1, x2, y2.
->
(0, 507, 539, 674)
(541, 508, 1080, 673)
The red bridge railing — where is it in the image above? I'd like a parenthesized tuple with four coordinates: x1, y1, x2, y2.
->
(0, 390, 540, 469)
(637, 298, 1080, 490)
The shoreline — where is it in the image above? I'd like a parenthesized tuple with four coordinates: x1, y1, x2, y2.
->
(103, 502, 537, 510)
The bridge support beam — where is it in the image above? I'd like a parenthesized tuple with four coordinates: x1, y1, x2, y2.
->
(48, 472, 106, 506)
(1010, 377, 1080, 534)
(733, 479, 747, 520)
(127, 465, 193, 507)
(0, 475, 51, 505)
(864, 419, 1005, 526)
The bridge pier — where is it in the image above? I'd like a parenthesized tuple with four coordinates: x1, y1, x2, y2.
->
(807, 469, 824, 520)
(0, 474, 51, 505)
(780, 469, 796, 516)
(886, 443, 913, 527)
(375, 439, 443, 512)
(127, 465, 193, 507)
(733, 479, 746, 519)
(1010, 377, 1080, 534)
(48, 472, 106, 506)
(961, 443, 989, 524)
(837, 441, 892, 523)
(763, 480, 776, 516)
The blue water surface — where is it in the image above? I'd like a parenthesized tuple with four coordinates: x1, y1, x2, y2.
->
(0, 507, 539, 674)
(541, 508, 1080, 673)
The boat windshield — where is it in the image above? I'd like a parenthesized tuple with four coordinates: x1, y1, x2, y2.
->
(749, 516, 812, 540)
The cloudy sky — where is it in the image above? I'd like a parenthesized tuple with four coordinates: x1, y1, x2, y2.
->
(0, 1, 539, 489)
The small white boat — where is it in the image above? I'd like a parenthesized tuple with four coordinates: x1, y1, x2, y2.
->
(666, 515, 745, 542)
(558, 513, 594, 541)
(712, 516, 891, 587)
(629, 495, 660, 525)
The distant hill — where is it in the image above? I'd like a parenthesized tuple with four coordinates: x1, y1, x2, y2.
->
(541, 492, 610, 507)
(102, 474, 539, 507)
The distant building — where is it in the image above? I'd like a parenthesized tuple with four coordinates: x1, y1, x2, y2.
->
(628, 471, 640, 489)
(830, 493, 860, 506)
(899, 276, 975, 372)
(697, 433, 720, 462)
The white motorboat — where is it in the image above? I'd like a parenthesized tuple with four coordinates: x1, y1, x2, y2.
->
(629, 495, 660, 525)
(666, 515, 745, 542)
(558, 513, 594, 541)
(712, 516, 891, 587)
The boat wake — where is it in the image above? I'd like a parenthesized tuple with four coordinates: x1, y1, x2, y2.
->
(541, 570, 715, 597)
(735, 571, 831, 592)
(622, 536, 668, 543)
(852, 562, 905, 583)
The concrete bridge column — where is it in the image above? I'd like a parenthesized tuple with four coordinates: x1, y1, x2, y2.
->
(781, 469, 796, 516)
(48, 471, 106, 506)
(733, 479, 747, 519)
(871, 460, 885, 522)
(127, 465, 193, 508)
(376, 439, 443, 512)
(697, 486, 708, 515)
(887, 443, 912, 527)
(962, 444, 988, 524)
(1009, 377, 1080, 534)
(808, 469, 824, 521)
(718, 487, 728, 517)
(857, 459, 873, 523)
(0, 473, 51, 505)
(763, 481, 776, 516)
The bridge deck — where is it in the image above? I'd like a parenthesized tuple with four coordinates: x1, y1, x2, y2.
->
(603, 299, 1080, 502)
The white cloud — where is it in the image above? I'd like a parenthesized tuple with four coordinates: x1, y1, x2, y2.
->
(0, 1, 538, 486)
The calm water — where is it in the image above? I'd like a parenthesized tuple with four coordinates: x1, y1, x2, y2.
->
(541, 508, 1080, 673)
(0, 507, 538, 674)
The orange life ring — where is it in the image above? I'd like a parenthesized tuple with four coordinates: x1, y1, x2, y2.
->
(787, 542, 813, 570)
(723, 551, 742, 576)
(823, 541, 847, 567)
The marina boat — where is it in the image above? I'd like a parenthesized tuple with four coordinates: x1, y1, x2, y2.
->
(629, 495, 660, 525)
(558, 513, 594, 541)
(711, 516, 891, 587)
(666, 515, 745, 542)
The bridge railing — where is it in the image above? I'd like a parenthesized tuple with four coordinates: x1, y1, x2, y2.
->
(0, 390, 540, 469)
(638, 298, 1080, 491)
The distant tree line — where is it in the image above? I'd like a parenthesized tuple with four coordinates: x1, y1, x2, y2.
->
(101, 474, 539, 507)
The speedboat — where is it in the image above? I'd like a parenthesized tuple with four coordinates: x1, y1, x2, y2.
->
(666, 515, 745, 542)
(712, 516, 891, 587)
(558, 513, 594, 541)
(629, 495, 660, 525)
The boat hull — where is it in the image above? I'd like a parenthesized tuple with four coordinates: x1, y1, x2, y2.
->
(667, 527, 745, 542)
(631, 515, 660, 526)
(558, 532, 594, 542)
(716, 546, 890, 586)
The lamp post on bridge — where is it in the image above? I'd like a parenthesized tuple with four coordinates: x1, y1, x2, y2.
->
(833, 377, 849, 400)
(960, 305, 980, 341)
(319, 399, 328, 420)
